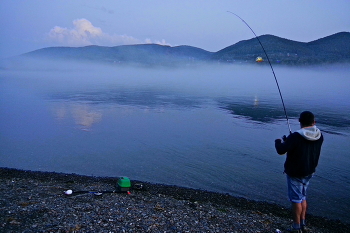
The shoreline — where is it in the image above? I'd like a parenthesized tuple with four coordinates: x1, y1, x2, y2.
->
(1, 167, 349, 232)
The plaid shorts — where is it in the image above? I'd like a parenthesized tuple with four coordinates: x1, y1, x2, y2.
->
(286, 174, 313, 203)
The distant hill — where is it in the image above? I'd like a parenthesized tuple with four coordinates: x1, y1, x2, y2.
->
(22, 44, 213, 66)
(307, 32, 350, 63)
(15, 31, 350, 66)
(213, 32, 350, 65)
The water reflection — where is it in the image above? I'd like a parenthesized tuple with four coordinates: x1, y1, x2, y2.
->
(217, 97, 287, 123)
(52, 104, 67, 120)
(71, 104, 102, 130)
(49, 88, 205, 110)
(217, 96, 350, 134)
(254, 95, 259, 107)
(52, 103, 102, 131)
(49, 87, 350, 134)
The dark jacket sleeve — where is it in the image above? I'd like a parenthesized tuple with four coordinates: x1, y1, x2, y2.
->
(275, 139, 288, 155)
(275, 133, 296, 155)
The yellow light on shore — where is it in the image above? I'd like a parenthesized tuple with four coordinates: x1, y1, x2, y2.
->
(256, 57, 263, 62)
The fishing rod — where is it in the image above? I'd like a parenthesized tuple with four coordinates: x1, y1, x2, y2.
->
(64, 189, 131, 196)
(63, 177, 143, 196)
(227, 11, 292, 134)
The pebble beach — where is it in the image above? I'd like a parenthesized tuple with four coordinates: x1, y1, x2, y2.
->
(1, 167, 349, 233)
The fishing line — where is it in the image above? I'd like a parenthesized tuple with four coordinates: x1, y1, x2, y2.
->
(227, 11, 292, 133)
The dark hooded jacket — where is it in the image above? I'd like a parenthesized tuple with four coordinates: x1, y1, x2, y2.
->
(275, 126, 323, 177)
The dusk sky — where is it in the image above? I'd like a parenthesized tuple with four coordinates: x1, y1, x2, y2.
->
(1, 0, 349, 59)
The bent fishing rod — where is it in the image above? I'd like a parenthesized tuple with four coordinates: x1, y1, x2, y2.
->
(227, 11, 292, 134)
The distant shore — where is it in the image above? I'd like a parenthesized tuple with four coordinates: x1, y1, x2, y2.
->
(1, 167, 349, 232)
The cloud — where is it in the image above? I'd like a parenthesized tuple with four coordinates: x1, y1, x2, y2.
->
(146, 38, 171, 46)
(46, 18, 171, 47)
(47, 18, 140, 46)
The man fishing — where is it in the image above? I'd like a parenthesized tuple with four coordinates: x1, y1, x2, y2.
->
(228, 12, 324, 232)
(275, 111, 324, 233)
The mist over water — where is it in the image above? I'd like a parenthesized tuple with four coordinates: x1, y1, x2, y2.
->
(1, 60, 350, 223)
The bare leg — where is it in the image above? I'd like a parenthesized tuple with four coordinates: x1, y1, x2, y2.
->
(292, 202, 302, 225)
(301, 200, 307, 224)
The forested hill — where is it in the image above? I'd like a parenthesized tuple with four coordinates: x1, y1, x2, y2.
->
(18, 31, 350, 66)
(22, 44, 213, 66)
(213, 32, 350, 65)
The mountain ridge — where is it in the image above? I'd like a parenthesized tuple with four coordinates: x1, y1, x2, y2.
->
(16, 31, 350, 66)
(213, 32, 350, 64)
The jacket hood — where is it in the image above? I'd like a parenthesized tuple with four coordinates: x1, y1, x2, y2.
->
(297, 126, 321, 141)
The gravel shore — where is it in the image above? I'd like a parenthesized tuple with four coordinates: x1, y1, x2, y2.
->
(1, 167, 348, 233)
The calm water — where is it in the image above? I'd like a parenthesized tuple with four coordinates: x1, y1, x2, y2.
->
(1, 62, 350, 223)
